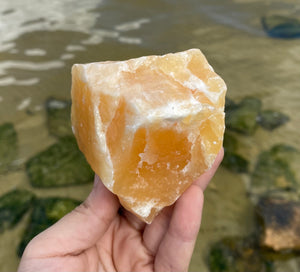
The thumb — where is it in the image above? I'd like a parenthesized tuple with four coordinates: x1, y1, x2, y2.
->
(23, 175, 119, 258)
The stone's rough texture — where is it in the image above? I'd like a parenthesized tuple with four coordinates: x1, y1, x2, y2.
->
(257, 110, 289, 131)
(226, 97, 261, 135)
(0, 123, 18, 173)
(26, 136, 94, 187)
(222, 132, 249, 173)
(46, 98, 72, 137)
(223, 132, 238, 153)
(256, 198, 300, 251)
(251, 144, 300, 198)
(0, 189, 34, 232)
(222, 151, 249, 173)
(71, 49, 226, 223)
(18, 197, 80, 256)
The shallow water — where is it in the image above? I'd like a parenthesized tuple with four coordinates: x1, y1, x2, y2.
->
(0, 0, 300, 271)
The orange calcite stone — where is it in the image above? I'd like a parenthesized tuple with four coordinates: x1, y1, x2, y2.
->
(71, 49, 226, 223)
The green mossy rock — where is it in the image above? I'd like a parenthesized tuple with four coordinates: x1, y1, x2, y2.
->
(0, 189, 34, 232)
(18, 197, 80, 256)
(223, 132, 238, 153)
(226, 97, 262, 135)
(46, 98, 72, 137)
(257, 110, 289, 131)
(262, 15, 300, 39)
(222, 132, 248, 173)
(26, 136, 94, 187)
(208, 236, 268, 272)
(222, 151, 249, 173)
(0, 123, 18, 173)
(251, 144, 300, 196)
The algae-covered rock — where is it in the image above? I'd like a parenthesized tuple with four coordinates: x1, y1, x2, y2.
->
(223, 132, 238, 153)
(46, 98, 72, 137)
(0, 189, 34, 232)
(0, 123, 18, 173)
(18, 197, 80, 256)
(208, 236, 268, 272)
(222, 132, 249, 173)
(26, 136, 94, 187)
(256, 197, 300, 251)
(257, 110, 289, 131)
(251, 144, 300, 196)
(262, 15, 300, 39)
(222, 151, 249, 173)
(226, 97, 262, 135)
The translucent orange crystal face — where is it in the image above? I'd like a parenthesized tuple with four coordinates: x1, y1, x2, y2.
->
(71, 49, 226, 223)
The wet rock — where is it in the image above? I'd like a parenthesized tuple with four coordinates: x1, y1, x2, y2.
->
(256, 197, 300, 251)
(226, 97, 262, 135)
(251, 144, 300, 196)
(46, 98, 72, 137)
(208, 236, 268, 272)
(222, 132, 249, 173)
(222, 151, 249, 173)
(0, 189, 34, 232)
(223, 132, 238, 153)
(18, 197, 80, 256)
(262, 15, 300, 39)
(26, 136, 94, 187)
(257, 110, 289, 131)
(0, 123, 18, 173)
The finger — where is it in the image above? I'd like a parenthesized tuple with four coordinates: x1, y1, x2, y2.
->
(23, 175, 119, 258)
(194, 147, 224, 190)
(154, 184, 204, 272)
(142, 205, 174, 255)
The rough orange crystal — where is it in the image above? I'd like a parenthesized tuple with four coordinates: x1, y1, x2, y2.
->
(71, 49, 226, 223)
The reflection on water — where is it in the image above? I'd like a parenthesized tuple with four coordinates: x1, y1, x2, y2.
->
(0, 0, 300, 271)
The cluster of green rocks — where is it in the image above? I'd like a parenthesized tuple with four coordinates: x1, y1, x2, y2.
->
(210, 97, 300, 271)
(0, 98, 93, 256)
(222, 96, 290, 174)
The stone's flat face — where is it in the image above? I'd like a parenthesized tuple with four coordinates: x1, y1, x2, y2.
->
(26, 136, 94, 188)
(256, 198, 300, 251)
(71, 49, 226, 223)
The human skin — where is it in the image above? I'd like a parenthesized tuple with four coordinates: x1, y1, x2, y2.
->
(18, 149, 223, 272)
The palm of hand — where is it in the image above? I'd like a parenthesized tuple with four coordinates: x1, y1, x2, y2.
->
(18, 150, 223, 272)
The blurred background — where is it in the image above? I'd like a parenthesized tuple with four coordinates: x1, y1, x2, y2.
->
(0, 0, 300, 271)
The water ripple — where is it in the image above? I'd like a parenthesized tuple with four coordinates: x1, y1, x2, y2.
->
(0, 60, 64, 75)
